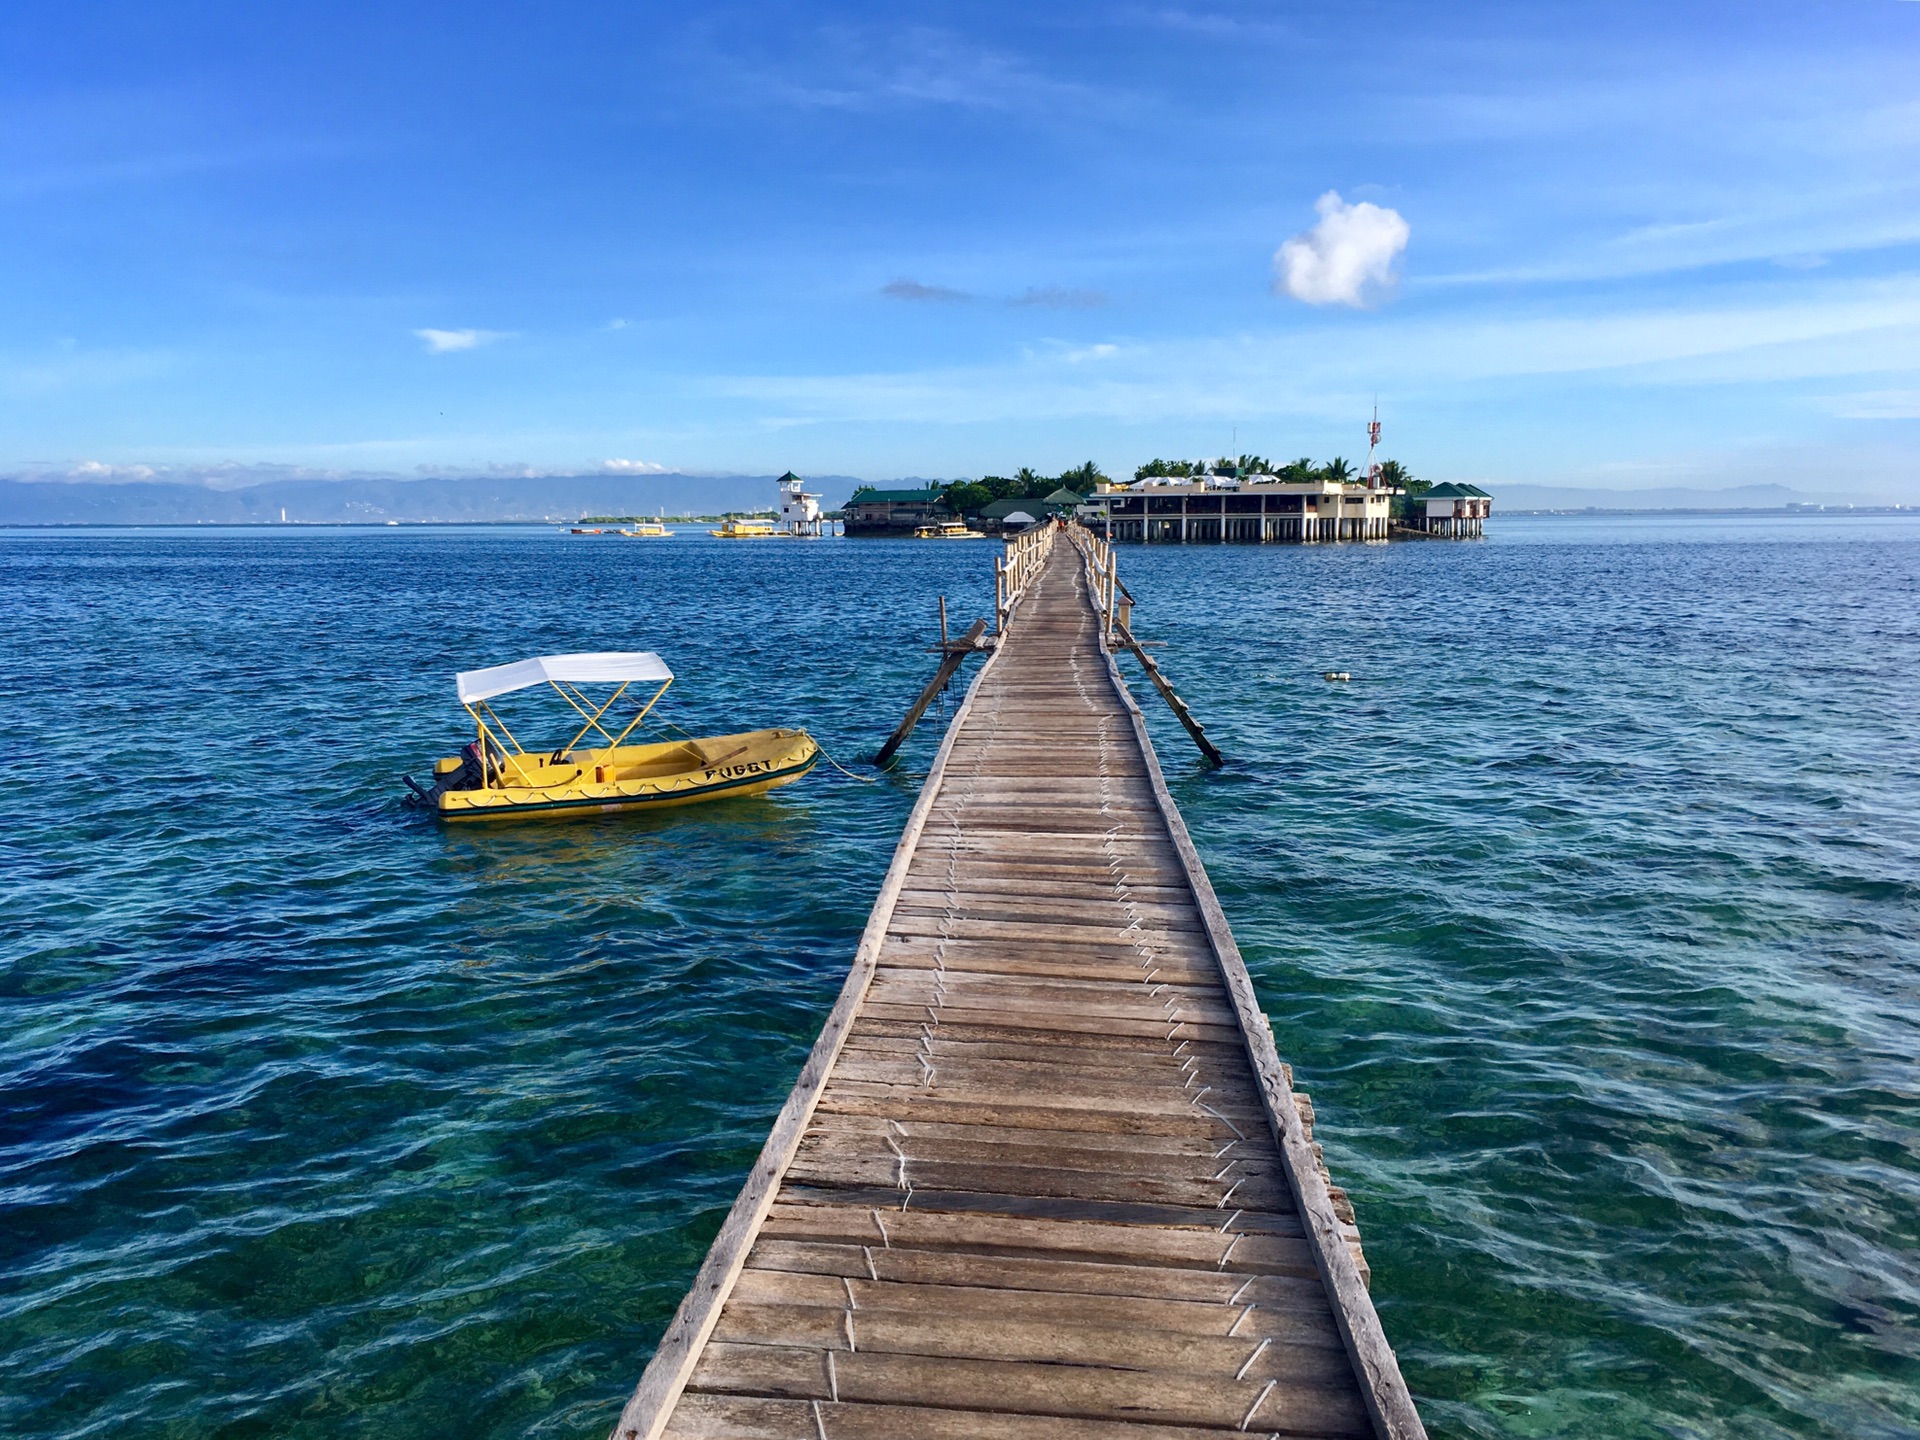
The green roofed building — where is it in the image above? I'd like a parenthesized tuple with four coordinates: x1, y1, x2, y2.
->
(843, 485, 950, 535)
(977, 497, 1044, 531)
(977, 488, 1085, 533)
(1414, 482, 1492, 537)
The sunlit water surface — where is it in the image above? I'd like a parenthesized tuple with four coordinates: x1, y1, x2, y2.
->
(3, 515, 1916, 1439)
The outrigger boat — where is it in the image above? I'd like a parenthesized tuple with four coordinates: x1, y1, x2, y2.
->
(403, 652, 817, 821)
(710, 516, 779, 538)
(619, 521, 671, 537)
(913, 519, 986, 540)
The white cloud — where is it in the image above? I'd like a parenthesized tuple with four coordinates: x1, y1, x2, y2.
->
(67, 459, 156, 480)
(1275, 191, 1410, 307)
(413, 328, 506, 353)
(601, 458, 668, 473)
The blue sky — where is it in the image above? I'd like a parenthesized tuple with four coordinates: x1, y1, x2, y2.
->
(2, 1, 1918, 494)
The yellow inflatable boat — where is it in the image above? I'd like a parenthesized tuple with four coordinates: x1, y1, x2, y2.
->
(404, 652, 817, 821)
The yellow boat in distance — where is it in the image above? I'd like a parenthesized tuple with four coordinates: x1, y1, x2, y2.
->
(913, 520, 986, 539)
(403, 652, 817, 821)
(620, 522, 672, 537)
(710, 516, 780, 538)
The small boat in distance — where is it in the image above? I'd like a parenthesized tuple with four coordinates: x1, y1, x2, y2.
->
(620, 522, 671, 537)
(913, 520, 986, 540)
(710, 516, 780, 538)
(403, 652, 817, 821)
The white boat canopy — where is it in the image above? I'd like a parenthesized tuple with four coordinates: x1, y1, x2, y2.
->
(456, 652, 673, 705)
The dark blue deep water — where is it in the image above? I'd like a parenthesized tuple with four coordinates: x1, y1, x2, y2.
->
(3, 516, 1917, 1439)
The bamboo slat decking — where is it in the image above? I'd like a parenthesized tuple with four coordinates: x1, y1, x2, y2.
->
(611, 530, 1425, 1440)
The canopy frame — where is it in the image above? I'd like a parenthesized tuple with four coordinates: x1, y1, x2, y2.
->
(452, 653, 676, 788)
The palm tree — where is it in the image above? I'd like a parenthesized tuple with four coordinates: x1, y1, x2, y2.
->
(1237, 454, 1273, 476)
(1324, 456, 1353, 484)
(1015, 466, 1044, 495)
(1059, 460, 1108, 492)
(1377, 459, 1412, 489)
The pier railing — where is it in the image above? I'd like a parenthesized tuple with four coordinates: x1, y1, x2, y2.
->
(1069, 523, 1223, 767)
(993, 520, 1056, 635)
(1077, 524, 1124, 647)
(1067, 526, 1213, 768)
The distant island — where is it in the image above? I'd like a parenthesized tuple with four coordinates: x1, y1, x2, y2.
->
(0, 471, 864, 526)
(1, 465, 1904, 527)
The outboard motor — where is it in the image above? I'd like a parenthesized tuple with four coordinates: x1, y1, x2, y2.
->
(403, 741, 490, 808)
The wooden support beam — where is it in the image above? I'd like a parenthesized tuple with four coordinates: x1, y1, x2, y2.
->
(875, 619, 990, 767)
(1115, 620, 1223, 768)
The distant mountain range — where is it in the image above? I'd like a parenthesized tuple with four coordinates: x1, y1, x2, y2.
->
(0, 472, 870, 525)
(3, 471, 1903, 525)
(1491, 482, 1900, 513)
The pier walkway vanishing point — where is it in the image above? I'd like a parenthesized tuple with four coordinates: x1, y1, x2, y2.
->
(611, 529, 1426, 1440)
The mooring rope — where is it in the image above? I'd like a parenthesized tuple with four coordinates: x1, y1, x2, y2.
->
(814, 737, 880, 784)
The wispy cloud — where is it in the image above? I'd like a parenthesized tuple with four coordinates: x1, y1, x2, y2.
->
(713, 276, 1920, 426)
(1013, 286, 1108, 310)
(728, 24, 1095, 116)
(1275, 191, 1410, 307)
(414, 328, 507, 353)
(884, 280, 1111, 308)
(0, 342, 176, 397)
(882, 279, 973, 303)
(1828, 390, 1920, 420)
(600, 457, 668, 473)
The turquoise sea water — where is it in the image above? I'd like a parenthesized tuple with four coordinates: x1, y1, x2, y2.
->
(3, 516, 1916, 1439)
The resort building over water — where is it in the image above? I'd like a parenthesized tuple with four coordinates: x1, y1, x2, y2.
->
(1091, 474, 1403, 543)
(842, 485, 951, 535)
(1412, 481, 1491, 537)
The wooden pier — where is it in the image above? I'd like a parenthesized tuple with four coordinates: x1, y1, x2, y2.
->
(611, 525, 1425, 1440)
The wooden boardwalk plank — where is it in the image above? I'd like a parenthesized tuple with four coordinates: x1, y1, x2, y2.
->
(610, 530, 1424, 1440)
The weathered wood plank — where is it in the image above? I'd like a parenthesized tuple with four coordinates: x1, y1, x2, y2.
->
(800, 1110, 1253, 1159)
(724, 1269, 1344, 1345)
(772, 1188, 1306, 1235)
(741, 1237, 1332, 1302)
(792, 1129, 1288, 1184)
(710, 1301, 1359, 1384)
(683, 1343, 1371, 1434)
(877, 944, 1220, 985)
(662, 1394, 1342, 1440)
(748, 1209, 1320, 1274)
(856, 1003, 1245, 1045)
(758, 1199, 1304, 1255)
